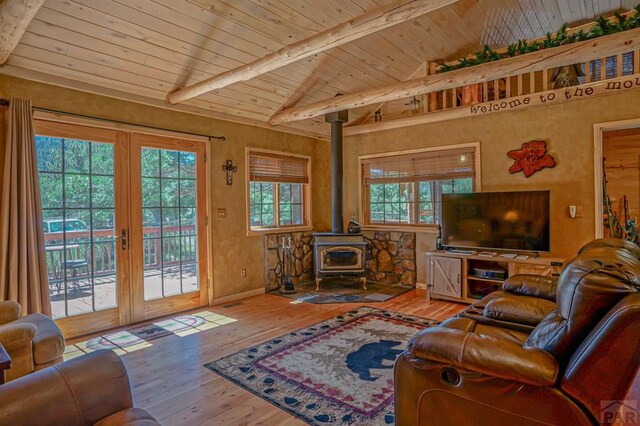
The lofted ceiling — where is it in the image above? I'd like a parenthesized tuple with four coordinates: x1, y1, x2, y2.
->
(2, 0, 636, 138)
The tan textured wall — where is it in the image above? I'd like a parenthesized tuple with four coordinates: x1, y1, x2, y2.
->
(345, 89, 640, 284)
(0, 75, 331, 299)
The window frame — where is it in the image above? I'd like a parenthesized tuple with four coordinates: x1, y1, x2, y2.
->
(245, 148, 312, 235)
(359, 143, 481, 232)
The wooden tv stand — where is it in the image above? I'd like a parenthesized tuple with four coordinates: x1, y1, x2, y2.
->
(426, 251, 565, 304)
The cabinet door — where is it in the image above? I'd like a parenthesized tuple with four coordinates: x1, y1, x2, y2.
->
(430, 256, 462, 298)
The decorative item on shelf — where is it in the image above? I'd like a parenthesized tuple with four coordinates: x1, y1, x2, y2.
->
(458, 84, 482, 105)
(623, 196, 639, 243)
(551, 64, 585, 89)
(486, 79, 507, 100)
(222, 160, 237, 185)
(435, 218, 443, 251)
(507, 140, 556, 177)
(405, 96, 421, 114)
(279, 236, 296, 294)
(348, 215, 361, 234)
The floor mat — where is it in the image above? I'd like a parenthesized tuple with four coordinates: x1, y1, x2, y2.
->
(271, 277, 413, 304)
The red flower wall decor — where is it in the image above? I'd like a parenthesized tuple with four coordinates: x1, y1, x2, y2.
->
(507, 140, 556, 177)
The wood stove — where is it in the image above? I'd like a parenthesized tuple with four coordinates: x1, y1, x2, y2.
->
(313, 233, 367, 290)
(312, 109, 367, 290)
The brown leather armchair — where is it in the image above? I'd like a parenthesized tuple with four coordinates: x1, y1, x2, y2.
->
(395, 244, 640, 426)
(0, 301, 65, 381)
(0, 349, 160, 425)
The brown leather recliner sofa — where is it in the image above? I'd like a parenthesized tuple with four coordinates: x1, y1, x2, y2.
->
(395, 240, 640, 425)
(0, 349, 160, 425)
(458, 237, 640, 334)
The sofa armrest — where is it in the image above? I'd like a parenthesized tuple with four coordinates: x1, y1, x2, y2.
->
(0, 323, 36, 352)
(483, 294, 556, 326)
(0, 301, 21, 325)
(0, 350, 137, 426)
(407, 327, 559, 386)
(56, 350, 134, 423)
(502, 275, 558, 301)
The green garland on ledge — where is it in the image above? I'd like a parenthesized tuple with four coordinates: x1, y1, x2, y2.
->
(437, 5, 640, 73)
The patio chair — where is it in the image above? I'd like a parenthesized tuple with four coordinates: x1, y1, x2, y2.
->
(63, 258, 89, 294)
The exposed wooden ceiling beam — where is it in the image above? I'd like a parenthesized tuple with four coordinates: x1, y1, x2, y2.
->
(269, 27, 640, 125)
(0, 0, 45, 65)
(166, 0, 459, 105)
(346, 62, 428, 127)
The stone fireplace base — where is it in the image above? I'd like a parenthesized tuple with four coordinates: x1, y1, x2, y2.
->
(364, 231, 416, 286)
(263, 230, 417, 291)
(264, 232, 314, 292)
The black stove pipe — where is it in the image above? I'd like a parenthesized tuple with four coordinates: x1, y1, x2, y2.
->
(325, 110, 348, 234)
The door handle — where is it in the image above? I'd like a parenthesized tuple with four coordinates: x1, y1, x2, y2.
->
(457, 273, 461, 284)
(121, 229, 128, 250)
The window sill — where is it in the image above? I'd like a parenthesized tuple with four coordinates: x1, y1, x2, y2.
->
(247, 225, 314, 237)
(361, 225, 439, 234)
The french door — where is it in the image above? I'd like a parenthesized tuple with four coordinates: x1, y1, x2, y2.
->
(35, 121, 209, 337)
(129, 133, 208, 323)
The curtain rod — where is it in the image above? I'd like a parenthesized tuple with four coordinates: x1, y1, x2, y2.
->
(0, 98, 226, 141)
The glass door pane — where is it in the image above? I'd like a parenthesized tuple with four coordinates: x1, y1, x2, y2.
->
(36, 136, 117, 319)
(130, 132, 208, 323)
(141, 148, 199, 301)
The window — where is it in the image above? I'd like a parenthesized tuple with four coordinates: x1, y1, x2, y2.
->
(247, 150, 310, 231)
(584, 52, 635, 82)
(361, 146, 477, 227)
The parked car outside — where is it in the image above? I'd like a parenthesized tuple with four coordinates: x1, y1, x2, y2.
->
(42, 219, 89, 233)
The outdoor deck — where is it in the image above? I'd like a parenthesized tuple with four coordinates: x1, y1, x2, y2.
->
(50, 265, 198, 319)
(46, 228, 198, 319)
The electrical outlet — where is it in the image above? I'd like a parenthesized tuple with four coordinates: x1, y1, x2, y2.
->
(241, 268, 247, 278)
(216, 208, 227, 219)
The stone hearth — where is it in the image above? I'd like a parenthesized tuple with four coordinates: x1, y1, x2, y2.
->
(264, 232, 314, 292)
(364, 231, 416, 286)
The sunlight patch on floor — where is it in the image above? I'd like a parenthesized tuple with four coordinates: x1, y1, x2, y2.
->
(64, 310, 237, 360)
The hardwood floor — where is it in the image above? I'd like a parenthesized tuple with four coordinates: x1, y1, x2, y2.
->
(67, 289, 639, 425)
(68, 289, 463, 425)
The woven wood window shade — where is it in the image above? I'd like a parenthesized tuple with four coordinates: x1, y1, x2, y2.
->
(249, 152, 309, 184)
(361, 147, 475, 185)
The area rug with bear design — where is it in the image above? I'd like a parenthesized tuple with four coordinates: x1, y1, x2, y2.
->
(204, 306, 437, 425)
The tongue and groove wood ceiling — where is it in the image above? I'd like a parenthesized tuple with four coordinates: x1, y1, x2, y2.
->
(3, 0, 636, 138)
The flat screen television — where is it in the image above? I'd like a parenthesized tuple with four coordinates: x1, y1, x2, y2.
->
(441, 190, 550, 253)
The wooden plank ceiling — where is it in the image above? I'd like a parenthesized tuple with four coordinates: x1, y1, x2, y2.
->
(1, 0, 633, 138)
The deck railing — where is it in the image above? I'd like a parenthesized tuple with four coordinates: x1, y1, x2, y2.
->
(44, 225, 196, 284)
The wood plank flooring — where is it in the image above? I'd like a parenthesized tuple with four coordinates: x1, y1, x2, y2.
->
(68, 289, 638, 425)
(67, 289, 462, 425)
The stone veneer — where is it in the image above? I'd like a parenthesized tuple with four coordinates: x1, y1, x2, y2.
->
(264, 232, 314, 292)
(364, 231, 416, 286)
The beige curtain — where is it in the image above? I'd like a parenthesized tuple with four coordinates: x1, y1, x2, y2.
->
(0, 98, 51, 316)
